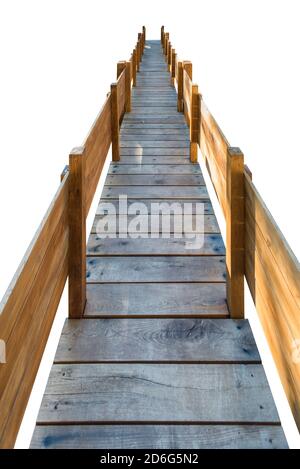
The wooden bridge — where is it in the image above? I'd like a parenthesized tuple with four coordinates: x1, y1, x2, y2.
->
(1, 27, 299, 449)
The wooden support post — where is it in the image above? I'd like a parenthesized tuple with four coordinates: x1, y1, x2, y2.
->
(132, 49, 137, 86)
(168, 42, 172, 70)
(68, 147, 86, 318)
(117, 60, 126, 79)
(190, 84, 199, 163)
(226, 147, 245, 318)
(164, 33, 169, 57)
(161, 25, 164, 45)
(177, 61, 183, 112)
(142, 26, 146, 49)
(125, 61, 131, 112)
(183, 60, 192, 80)
(171, 48, 176, 85)
(138, 33, 142, 62)
(110, 83, 120, 161)
(136, 42, 140, 71)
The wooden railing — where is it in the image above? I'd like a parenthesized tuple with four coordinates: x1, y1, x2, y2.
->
(0, 27, 146, 449)
(161, 25, 300, 431)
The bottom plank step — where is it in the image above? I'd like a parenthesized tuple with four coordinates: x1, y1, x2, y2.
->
(31, 424, 287, 449)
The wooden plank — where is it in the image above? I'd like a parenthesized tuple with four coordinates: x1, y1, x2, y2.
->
(92, 214, 220, 234)
(84, 95, 111, 213)
(84, 283, 227, 317)
(120, 147, 190, 156)
(55, 318, 258, 363)
(226, 147, 244, 318)
(31, 424, 287, 449)
(116, 156, 191, 164)
(86, 234, 224, 256)
(121, 134, 189, 141)
(245, 173, 300, 430)
(86, 256, 226, 283)
(101, 186, 209, 199)
(105, 174, 204, 186)
(68, 147, 86, 318)
(36, 363, 279, 423)
(108, 163, 201, 174)
(0, 177, 69, 448)
(121, 123, 187, 129)
(120, 129, 188, 135)
(97, 199, 215, 214)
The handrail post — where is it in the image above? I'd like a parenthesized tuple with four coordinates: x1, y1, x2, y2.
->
(183, 60, 192, 80)
(168, 42, 172, 71)
(68, 147, 86, 318)
(226, 147, 245, 318)
(138, 33, 142, 63)
(111, 82, 120, 161)
(132, 49, 137, 86)
(125, 61, 131, 112)
(142, 26, 146, 49)
(164, 33, 169, 58)
(161, 25, 164, 44)
(117, 60, 126, 79)
(136, 41, 140, 71)
(190, 84, 199, 163)
(171, 48, 176, 85)
(177, 61, 183, 111)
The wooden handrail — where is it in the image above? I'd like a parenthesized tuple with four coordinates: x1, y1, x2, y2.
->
(0, 27, 145, 448)
(163, 25, 300, 431)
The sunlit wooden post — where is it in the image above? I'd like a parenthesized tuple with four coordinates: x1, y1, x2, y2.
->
(226, 147, 245, 318)
(68, 146, 86, 318)
(142, 26, 146, 49)
(117, 60, 126, 79)
(136, 41, 140, 71)
(168, 42, 172, 71)
(111, 82, 120, 161)
(125, 61, 131, 112)
(164, 33, 169, 58)
(132, 49, 137, 86)
(138, 33, 142, 63)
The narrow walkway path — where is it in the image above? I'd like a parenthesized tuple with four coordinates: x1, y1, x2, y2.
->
(31, 40, 287, 449)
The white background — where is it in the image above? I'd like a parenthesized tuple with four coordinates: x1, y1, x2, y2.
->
(0, 0, 299, 448)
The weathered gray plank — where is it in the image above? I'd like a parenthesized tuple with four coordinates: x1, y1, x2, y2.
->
(101, 186, 208, 199)
(117, 156, 190, 164)
(97, 199, 215, 214)
(108, 164, 201, 174)
(120, 141, 189, 148)
(91, 214, 220, 234)
(86, 256, 226, 283)
(121, 124, 188, 129)
(84, 283, 227, 317)
(86, 234, 225, 256)
(36, 363, 280, 423)
(55, 318, 259, 363)
(121, 134, 189, 141)
(120, 129, 189, 135)
(120, 148, 190, 156)
(30, 424, 288, 449)
(105, 174, 204, 186)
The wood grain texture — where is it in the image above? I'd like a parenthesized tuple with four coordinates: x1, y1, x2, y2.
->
(105, 174, 204, 185)
(84, 95, 111, 213)
(86, 256, 226, 283)
(108, 163, 201, 174)
(101, 186, 209, 199)
(84, 283, 228, 317)
(199, 99, 228, 216)
(31, 424, 287, 449)
(36, 363, 279, 423)
(245, 172, 300, 430)
(86, 234, 225, 256)
(0, 177, 69, 448)
(55, 318, 259, 363)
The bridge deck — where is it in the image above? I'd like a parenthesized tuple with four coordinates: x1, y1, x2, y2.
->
(31, 40, 287, 449)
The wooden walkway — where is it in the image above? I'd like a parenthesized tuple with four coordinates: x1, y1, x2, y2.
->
(30, 40, 287, 449)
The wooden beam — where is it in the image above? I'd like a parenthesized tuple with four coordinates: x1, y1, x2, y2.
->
(110, 83, 120, 161)
(177, 61, 183, 112)
(161, 25, 164, 44)
(132, 49, 137, 86)
(171, 49, 176, 85)
(68, 147, 86, 318)
(142, 26, 146, 49)
(190, 84, 199, 163)
(125, 61, 131, 112)
(138, 33, 142, 63)
(136, 41, 140, 71)
(60, 165, 69, 182)
(183, 60, 192, 80)
(168, 42, 172, 70)
(117, 60, 126, 79)
(226, 147, 245, 318)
